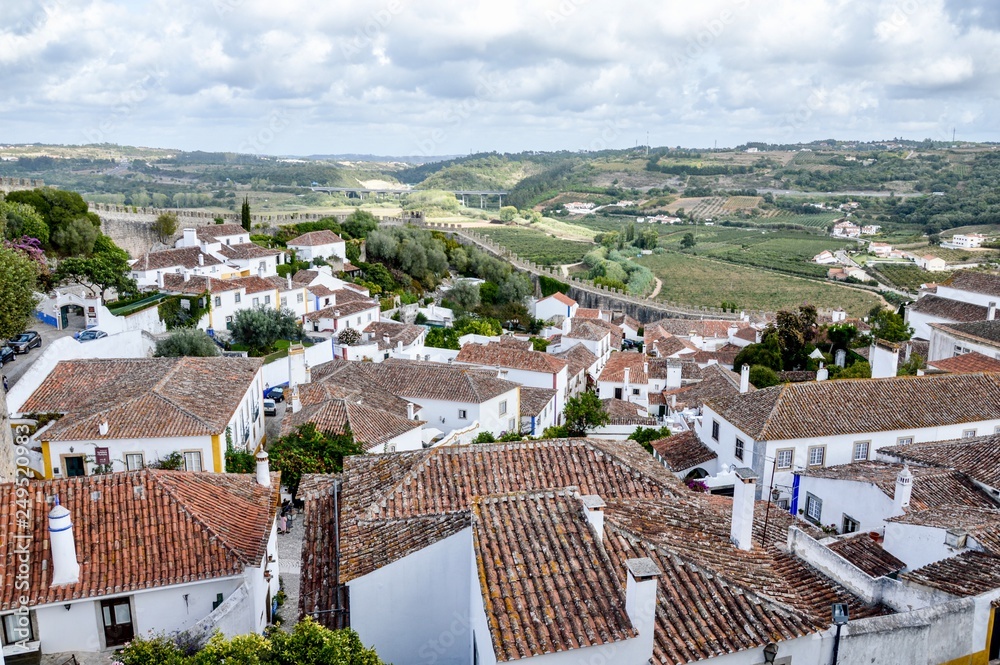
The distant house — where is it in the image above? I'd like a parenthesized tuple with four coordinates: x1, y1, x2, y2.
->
(928, 320, 1000, 363)
(304, 296, 380, 335)
(286, 230, 347, 263)
(832, 220, 861, 238)
(813, 250, 838, 265)
(129, 247, 237, 287)
(916, 254, 948, 272)
(861, 224, 882, 235)
(906, 294, 989, 340)
(950, 233, 988, 249)
(532, 291, 578, 322)
(868, 242, 893, 258)
(455, 342, 569, 418)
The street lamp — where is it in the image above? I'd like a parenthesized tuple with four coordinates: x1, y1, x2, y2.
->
(763, 642, 779, 664)
(831, 603, 849, 664)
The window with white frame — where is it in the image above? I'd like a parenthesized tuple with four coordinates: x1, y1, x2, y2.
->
(499, 401, 508, 415)
(807, 446, 826, 467)
(776, 449, 793, 469)
(264, 295, 271, 304)
(2, 611, 34, 644)
(896, 436, 913, 446)
(125, 453, 145, 471)
(711, 420, 720, 441)
(734, 438, 745, 461)
(297, 293, 304, 303)
(183, 451, 203, 472)
(235, 292, 241, 303)
(214, 296, 222, 307)
(853, 441, 870, 461)
(963, 429, 977, 438)
(281, 297, 287, 306)
(458, 409, 468, 419)
(954, 344, 972, 356)
(258, 261, 266, 272)
(842, 515, 860, 534)
(805, 493, 823, 523)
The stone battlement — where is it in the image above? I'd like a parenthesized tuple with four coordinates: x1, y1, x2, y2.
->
(0, 176, 45, 193)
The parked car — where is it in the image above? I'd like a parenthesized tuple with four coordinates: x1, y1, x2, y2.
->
(8, 331, 41, 353)
(75, 329, 108, 342)
(0, 345, 14, 366)
(263, 399, 277, 417)
(264, 386, 285, 403)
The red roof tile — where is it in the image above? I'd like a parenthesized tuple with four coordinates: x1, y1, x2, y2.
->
(827, 535, 905, 578)
(928, 352, 1000, 374)
(288, 230, 344, 246)
(456, 342, 568, 374)
(650, 430, 717, 471)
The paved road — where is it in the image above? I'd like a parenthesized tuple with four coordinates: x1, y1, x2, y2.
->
(3, 324, 78, 390)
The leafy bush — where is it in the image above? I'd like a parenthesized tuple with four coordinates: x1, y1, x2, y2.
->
(154, 328, 220, 357)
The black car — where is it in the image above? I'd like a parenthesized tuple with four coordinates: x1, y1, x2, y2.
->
(8, 331, 41, 354)
(0, 345, 14, 366)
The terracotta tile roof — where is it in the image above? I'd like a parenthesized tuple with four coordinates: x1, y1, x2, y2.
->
(797, 462, 997, 512)
(519, 387, 557, 417)
(472, 490, 637, 660)
(551, 343, 598, 377)
(288, 230, 344, 246)
(647, 319, 748, 338)
(545, 291, 576, 306)
(131, 247, 223, 272)
(928, 352, 1000, 374)
(598, 351, 650, 383)
(888, 505, 1000, 554)
(197, 223, 247, 241)
(881, 434, 1000, 490)
(495, 335, 533, 350)
(901, 551, 1000, 597)
(650, 430, 717, 471)
(576, 308, 601, 318)
(304, 299, 379, 322)
(707, 373, 1000, 441)
(227, 275, 279, 294)
(21, 357, 263, 441)
(293, 376, 412, 418)
(292, 269, 320, 286)
(942, 270, 1000, 297)
(827, 535, 905, 578)
(651, 334, 698, 358)
(281, 391, 424, 450)
(162, 273, 240, 294)
(455, 342, 568, 374)
(0, 470, 279, 611)
(566, 318, 611, 342)
(734, 327, 760, 342)
(217, 242, 282, 260)
(661, 363, 746, 411)
(931, 320, 1000, 346)
(601, 398, 658, 425)
(691, 344, 741, 366)
(363, 320, 425, 350)
(908, 294, 987, 323)
(611, 313, 641, 331)
(307, 284, 336, 297)
(776, 370, 818, 383)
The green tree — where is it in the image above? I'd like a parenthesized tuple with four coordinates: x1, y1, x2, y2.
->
(0, 246, 40, 340)
(748, 365, 780, 388)
(763, 305, 818, 370)
(732, 335, 783, 372)
(154, 329, 220, 357)
(454, 316, 501, 336)
(270, 423, 364, 498)
(897, 352, 925, 376)
(50, 216, 99, 256)
(472, 431, 496, 444)
(825, 323, 858, 352)
(835, 360, 872, 379)
(868, 307, 913, 343)
(425, 327, 460, 349)
(563, 392, 610, 436)
(498, 206, 518, 222)
(679, 232, 696, 249)
(229, 306, 300, 355)
(342, 209, 379, 239)
(0, 200, 49, 245)
(55, 235, 137, 302)
(448, 280, 481, 313)
(153, 212, 179, 243)
(628, 425, 672, 453)
(241, 196, 251, 232)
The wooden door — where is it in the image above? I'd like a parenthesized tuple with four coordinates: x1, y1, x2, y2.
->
(101, 598, 134, 647)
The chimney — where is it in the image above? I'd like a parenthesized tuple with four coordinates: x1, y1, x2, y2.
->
(623, 367, 631, 388)
(258, 265, 265, 278)
(816, 362, 828, 382)
(198, 253, 204, 266)
(397, 340, 403, 354)
(870, 340, 900, 379)
(407, 402, 415, 420)
(255, 449, 270, 487)
(156, 271, 165, 289)
(730, 467, 757, 550)
(727, 324, 739, 341)
(183, 227, 197, 247)
(990, 302, 997, 321)
(666, 363, 682, 389)
(49, 498, 80, 586)
(183, 271, 190, 282)
(581, 494, 606, 540)
(624, 558, 662, 663)
(740, 364, 750, 393)
(286, 274, 293, 290)
(643, 361, 648, 376)
(290, 384, 302, 414)
(893, 464, 913, 514)
(98, 420, 109, 436)
(383, 334, 391, 346)
(287, 343, 308, 386)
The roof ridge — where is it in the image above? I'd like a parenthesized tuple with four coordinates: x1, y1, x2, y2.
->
(756, 382, 790, 440)
(367, 447, 442, 518)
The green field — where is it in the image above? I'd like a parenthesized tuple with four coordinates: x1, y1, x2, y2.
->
(637, 252, 883, 315)
(870, 264, 950, 291)
(477, 226, 594, 265)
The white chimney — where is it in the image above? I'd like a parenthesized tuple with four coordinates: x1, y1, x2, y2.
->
(666, 363, 682, 390)
(255, 449, 270, 487)
(730, 467, 757, 550)
(98, 420, 109, 436)
(182, 227, 197, 247)
(870, 340, 900, 379)
(740, 364, 750, 393)
(407, 402, 415, 420)
(727, 324, 739, 341)
(288, 344, 308, 386)
(643, 361, 648, 376)
(183, 271, 190, 282)
(198, 253, 204, 266)
(156, 271, 165, 289)
(816, 362, 828, 382)
(383, 334, 391, 346)
(49, 498, 80, 586)
(832, 308, 847, 323)
(623, 367, 631, 388)
(990, 302, 997, 321)
(624, 558, 661, 663)
(290, 384, 302, 414)
(286, 274, 293, 290)
(691, 333, 704, 350)
(835, 349, 847, 367)
(893, 464, 913, 514)
(581, 494, 606, 540)
(258, 265, 265, 277)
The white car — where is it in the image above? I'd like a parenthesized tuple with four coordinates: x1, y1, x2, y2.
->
(76, 330, 108, 343)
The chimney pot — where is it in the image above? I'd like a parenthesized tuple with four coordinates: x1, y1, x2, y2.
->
(255, 450, 270, 487)
(581, 494, 606, 540)
(625, 557, 661, 663)
(730, 467, 757, 550)
(894, 464, 913, 514)
(990, 302, 997, 321)
(49, 497, 80, 586)
(198, 253, 204, 266)
(407, 402, 415, 420)
(290, 384, 302, 414)
(740, 364, 750, 393)
(98, 420, 109, 436)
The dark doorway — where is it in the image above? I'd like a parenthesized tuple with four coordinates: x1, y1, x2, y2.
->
(990, 608, 1000, 659)
(64, 456, 86, 477)
(614, 388, 623, 400)
(101, 598, 134, 647)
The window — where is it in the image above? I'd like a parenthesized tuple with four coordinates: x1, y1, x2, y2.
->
(3, 610, 34, 644)
(853, 441, 870, 462)
(954, 344, 972, 356)
(214, 296, 222, 307)
(776, 498, 790, 511)
(711, 420, 720, 441)
(509, 418, 516, 431)
(499, 400, 508, 415)
(963, 429, 977, 438)
(235, 293, 241, 303)
(297, 293, 304, 303)
(183, 451, 203, 472)
(264, 295, 271, 304)
(776, 449, 794, 469)
(842, 515, 860, 534)
(385, 442, 396, 453)
(258, 261, 266, 272)
(632, 388, 640, 396)
(280, 297, 287, 306)
(896, 436, 913, 446)
(252, 297, 260, 306)
(807, 446, 826, 467)
(805, 493, 823, 523)
(458, 409, 468, 419)
(734, 438, 745, 461)
(124, 453, 145, 471)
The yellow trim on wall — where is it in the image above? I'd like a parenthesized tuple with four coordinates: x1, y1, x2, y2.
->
(938, 651, 987, 665)
(212, 433, 223, 473)
(42, 441, 52, 478)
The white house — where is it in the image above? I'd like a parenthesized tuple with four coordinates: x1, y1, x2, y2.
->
(519, 386, 558, 436)
(861, 224, 882, 235)
(551, 343, 598, 398)
(596, 352, 677, 409)
(454, 342, 569, 419)
(934, 271, 1000, 309)
(698, 372, 1000, 506)
(532, 291, 578, 322)
(303, 289, 380, 336)
(286, 229, 347, 263)
(552, 318, 614, 372)
(216, 241, 284, 278)
(916, 254, 948, 272)
(129, 247, 238, 287)
(928, 320, 1000, 362)
(18, 357, 266, 478)
(813, 250, 838, 265)
(868, 242, 893, 258)
(832, 220, 861, 238)
(906, 294, 989, 340)
(0, 465, 279, 661)
(949, 233, 988, 249)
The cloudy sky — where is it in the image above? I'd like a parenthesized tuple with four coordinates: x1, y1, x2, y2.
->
(2, 0, 1000, 156)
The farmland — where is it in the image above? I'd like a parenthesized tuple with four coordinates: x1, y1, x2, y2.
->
(869, 264, 951, 291)
(636, 252, 883, 315)
(476, 226, 594, 265)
